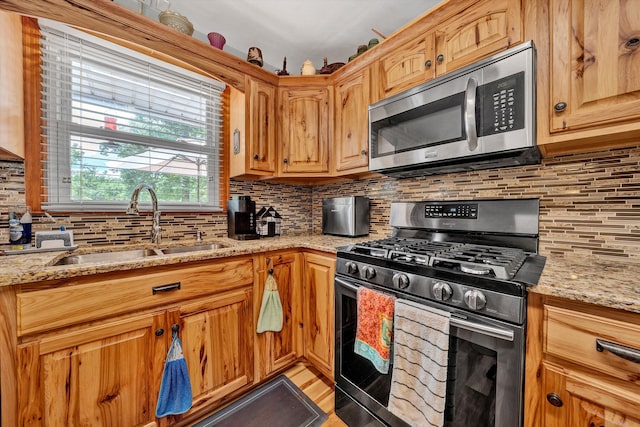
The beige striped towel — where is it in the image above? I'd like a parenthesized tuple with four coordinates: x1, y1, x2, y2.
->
(387, 299, 450, 427)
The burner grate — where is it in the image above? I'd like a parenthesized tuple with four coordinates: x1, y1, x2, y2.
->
(430, 244, 527, 280)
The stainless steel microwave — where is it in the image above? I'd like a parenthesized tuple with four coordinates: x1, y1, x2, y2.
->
(369, 41, 538, 178)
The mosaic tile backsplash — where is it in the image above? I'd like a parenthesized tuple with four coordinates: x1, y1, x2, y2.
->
(2, 144, 639, 263)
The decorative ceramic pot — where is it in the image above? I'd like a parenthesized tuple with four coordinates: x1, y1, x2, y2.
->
(301, 59, 316, 75)
(247, 47, 263, 67)
(207, 32, 226, 49)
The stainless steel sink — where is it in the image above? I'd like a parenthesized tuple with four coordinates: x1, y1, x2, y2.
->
(52, 249, 161, 265)
(51, 243, 228, 266)
(159, 243, 226, 255)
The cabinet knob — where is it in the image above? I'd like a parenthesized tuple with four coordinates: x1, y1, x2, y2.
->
(253, 154, 259, 160)
(361, 149, 367, 156)
(171, 324, 180, 333)
(546, 393, 563, 407)
(155, 328, 165, 336)
(554, 102, 567, 113)
(283, 158, 288, 164)
(626, 37, 640, 48)
(425, 59, 432, 68)
(436, 54, 444, 63)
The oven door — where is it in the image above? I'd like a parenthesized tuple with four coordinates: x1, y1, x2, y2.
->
(334, 275, 525, 427)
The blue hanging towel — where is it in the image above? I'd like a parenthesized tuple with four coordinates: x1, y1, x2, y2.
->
(156, 332, 193, 418)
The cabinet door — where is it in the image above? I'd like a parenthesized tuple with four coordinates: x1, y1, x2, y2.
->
(17, 313, 165, 427)
(376, 31, 436, 99)
(334, 68, 371, 173)
(246, 77, 277, 173)
(549, 0, 640, 133)
(279, 86, 332, 174)
(0, 11, 24, 160)
(254, 252, 302, 380)
(172, 288, 253, 416)
(434, 0, 521, 76)
(303, 252, 336, 379)
(542, 363, 640, 427)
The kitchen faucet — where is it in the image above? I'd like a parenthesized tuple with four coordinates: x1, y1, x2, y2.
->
(126, 184, 161, 244)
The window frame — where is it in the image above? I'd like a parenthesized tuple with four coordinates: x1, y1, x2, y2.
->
(23, 17, 230, 214)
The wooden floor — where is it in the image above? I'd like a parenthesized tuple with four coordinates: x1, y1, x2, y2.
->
(283, 362, 348, 427)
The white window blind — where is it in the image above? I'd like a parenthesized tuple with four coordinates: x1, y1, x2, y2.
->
(39, 21, 226, 212)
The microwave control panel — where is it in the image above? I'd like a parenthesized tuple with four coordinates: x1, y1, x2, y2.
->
(478, 71, 525, 136)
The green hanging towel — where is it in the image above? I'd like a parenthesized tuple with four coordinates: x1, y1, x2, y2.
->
(257, 270, 283, 333)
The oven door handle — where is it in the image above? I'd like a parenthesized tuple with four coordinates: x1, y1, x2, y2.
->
(335, 277, 359, 292)
(451, 317, 514, 342)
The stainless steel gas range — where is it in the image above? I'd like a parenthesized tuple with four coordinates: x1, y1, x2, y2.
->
(334, 199, 546, 427)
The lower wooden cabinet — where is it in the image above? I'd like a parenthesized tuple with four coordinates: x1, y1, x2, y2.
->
(1, 250, 339, 426)
(525, 293, 640, 427)
(17, 312, 166, 426)
(302, 252, 336, 379)
(253, 251, 303, 381)
(168, 288, 254, 424)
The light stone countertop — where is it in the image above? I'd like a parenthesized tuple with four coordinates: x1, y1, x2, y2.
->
(1, 235, 638, 315)
(532, 255, 640, 314)
(0, 234, 375, 287)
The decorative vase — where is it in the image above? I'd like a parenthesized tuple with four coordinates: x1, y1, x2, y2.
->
(247, 47, 263, 67)
(301, 59, 316, 75)
(207, 32, 226, 49)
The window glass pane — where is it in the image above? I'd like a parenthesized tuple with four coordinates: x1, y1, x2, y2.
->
(39, 21, 225, 212)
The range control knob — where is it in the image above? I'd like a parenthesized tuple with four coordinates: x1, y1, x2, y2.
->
(363, 266, 376, 279)
(432, 282, 453, 301)
(464, 290, 487, 310)
(392, 273, 410, 289)
(345, 262, 358, 275)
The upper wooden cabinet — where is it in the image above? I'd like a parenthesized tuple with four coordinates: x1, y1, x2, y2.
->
(333, 68, 371, 173)
(372, 0, 521, 101)
(278, 82, 333, 175)
(549, 0, 640, 134)
(433, 0, 521, 76)
(0, 11, 24, 160)
(525, 0, 640, 156)
(375, 31, 437, 100)
(229, 77, 277, 178)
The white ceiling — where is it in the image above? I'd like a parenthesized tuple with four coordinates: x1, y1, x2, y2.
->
(115, 0, 443, 74)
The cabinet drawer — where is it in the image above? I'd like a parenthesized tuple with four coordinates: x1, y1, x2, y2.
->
(544, 305, 640, 383)
(17, 257, 254, 336)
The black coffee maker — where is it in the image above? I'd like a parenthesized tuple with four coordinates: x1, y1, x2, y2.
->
(227, 196, 260, 240)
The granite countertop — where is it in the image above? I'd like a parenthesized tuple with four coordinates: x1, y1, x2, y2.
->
(0, 234, 373, 287)
(2, 235, 638, 315)
(533, 255, 640, 314)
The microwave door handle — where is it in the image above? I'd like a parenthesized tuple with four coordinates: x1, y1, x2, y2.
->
(464, 77, 478, 151)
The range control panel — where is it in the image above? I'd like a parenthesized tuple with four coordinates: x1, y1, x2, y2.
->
(424, 203, 478, 219)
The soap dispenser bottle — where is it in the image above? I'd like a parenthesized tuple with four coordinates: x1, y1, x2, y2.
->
(20, 206, 32, 249)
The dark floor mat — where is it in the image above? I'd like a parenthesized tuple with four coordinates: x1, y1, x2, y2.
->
(193, 375, 327, 427)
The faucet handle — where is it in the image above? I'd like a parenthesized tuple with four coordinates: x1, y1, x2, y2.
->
(126, 201, 139, 215)
(196, 230, 205, 242)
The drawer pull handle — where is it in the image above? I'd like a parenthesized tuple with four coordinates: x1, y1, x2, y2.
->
(152, 282, 181, 295)
(596, 338, 640, 364)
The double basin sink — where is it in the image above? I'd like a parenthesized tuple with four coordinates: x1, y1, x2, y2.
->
(52, 243, 227, 266)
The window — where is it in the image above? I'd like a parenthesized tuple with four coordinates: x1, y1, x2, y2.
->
(38, 21, 226, 212)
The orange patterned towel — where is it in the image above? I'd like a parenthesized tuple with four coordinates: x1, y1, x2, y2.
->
(354, 287, 396, 374)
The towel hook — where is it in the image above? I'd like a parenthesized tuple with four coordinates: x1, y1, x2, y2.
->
(171, 324, 180, 333)
(268, 268, 274, 275)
